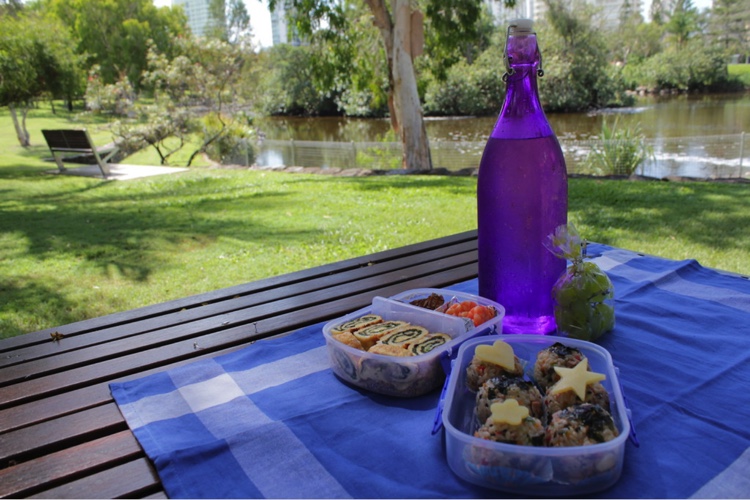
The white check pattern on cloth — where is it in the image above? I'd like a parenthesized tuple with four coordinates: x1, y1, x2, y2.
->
(115, 345, 352, 498)
(118, 347, 330, 429)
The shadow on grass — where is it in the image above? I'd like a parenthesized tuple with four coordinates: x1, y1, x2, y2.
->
(0, 279, 82, 338)
(4, 179, 316, 282)
(0, 171, 330, 335)
(569, 178, 750, 253)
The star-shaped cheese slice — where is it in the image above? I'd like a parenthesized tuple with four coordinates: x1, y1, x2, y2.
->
(490, 399, 529, 426)
(475, 340, 515, 370)
(549, 359, 606, 400)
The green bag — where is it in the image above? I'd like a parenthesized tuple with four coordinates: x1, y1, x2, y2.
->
(546, 224, 615, 341)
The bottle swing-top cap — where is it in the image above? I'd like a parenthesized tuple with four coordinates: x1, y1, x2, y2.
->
(508, 18, 534, 35)
(503, 18, 544, 80)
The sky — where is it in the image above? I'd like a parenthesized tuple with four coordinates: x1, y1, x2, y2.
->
(154, 0, 714, 50)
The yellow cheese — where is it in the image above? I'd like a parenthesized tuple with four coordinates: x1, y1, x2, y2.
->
(550, 359, 606, 400)
(475, 340, 515, 370)
(490, 399, 529, 426)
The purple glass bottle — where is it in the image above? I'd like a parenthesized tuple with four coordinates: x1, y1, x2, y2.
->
(477, 19, 568, 335)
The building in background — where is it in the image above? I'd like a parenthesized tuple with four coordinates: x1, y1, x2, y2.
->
(485, 0, 642, 30)
(270, 2, 302, 46)
(173, 0, 213, 37)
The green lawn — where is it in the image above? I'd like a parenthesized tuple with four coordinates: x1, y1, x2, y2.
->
(2, 106, 749, 338)
(728, 64, 750, 86)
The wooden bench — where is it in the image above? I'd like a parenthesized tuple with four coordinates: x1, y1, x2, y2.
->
(41, 129, 120, 178)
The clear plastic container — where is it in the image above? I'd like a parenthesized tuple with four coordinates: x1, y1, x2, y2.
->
(322, 289, 505, 397)
(442, 335, 630, 496)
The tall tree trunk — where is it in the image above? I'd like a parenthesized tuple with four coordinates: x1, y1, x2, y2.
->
(365, 0, 432, 170)
(8, 103, 30, 147)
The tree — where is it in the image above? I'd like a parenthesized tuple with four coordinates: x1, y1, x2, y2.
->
(609, 4, 662, 64)
(538, 0, 629, 111)
(664, 0, 699, 48)
(256, 44, 337, 116)
(709, 0, 750, 62)
(43, 0, 187, 90)
(208, 0, 252, 45)
(114, 36, 249, 166)
(268, 0, 502, 171)
(0, 0, 22, 15)
(0, 12, 83, 146)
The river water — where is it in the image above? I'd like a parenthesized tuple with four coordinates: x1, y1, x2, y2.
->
(252, 93, 750, 179)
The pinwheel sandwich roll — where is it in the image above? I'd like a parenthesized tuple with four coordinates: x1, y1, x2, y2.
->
(352, 321, 406, 349)
(410, 333, 452, 355)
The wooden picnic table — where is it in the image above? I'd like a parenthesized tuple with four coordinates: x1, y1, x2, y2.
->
(0, 231, 480, 498)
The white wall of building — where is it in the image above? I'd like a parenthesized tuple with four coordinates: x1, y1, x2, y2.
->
(173, 0, 212, 37)
(486, 0, 643, 30)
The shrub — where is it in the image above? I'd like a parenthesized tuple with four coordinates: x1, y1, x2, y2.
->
(584, 118, 653, 176)
(201, 113, 256, 165)
(423, 59, 504, 116)
(84, 65, 135, 116)
(623, 40, 736, 92)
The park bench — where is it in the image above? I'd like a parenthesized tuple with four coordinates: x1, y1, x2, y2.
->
(42, 129, 120, 178)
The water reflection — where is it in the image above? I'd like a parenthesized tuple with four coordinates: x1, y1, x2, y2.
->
(251, 94, 750, 179)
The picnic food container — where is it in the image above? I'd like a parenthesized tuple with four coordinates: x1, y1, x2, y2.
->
(442, 335, 630, 496)
(322, 288, 505, 397)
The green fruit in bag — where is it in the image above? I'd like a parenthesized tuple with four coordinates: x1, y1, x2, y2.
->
(546, 224, 615, 341)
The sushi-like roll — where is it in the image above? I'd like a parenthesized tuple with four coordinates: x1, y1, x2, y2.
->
(332, 331, 365, 350)
(410, 333, 452, 355)
(466, 340, 524, 391)
(476, 376, 544, 423)
(352, 321, 405, 349)
(331, 314, 382, 335)
(544, 381, 610, 418)
(533, 342, 587, 391)
(474, 399, 544, 446)
(545, 403, 619, 447)
(378, 325, 429, 348)
(369, 343, 414, 357)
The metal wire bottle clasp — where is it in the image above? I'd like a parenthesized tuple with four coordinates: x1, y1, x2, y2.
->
(502, 24, 545, 82)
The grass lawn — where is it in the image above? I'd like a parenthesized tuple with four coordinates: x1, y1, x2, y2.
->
(2, 106, 749, 338)
(728, 64, 750, 86)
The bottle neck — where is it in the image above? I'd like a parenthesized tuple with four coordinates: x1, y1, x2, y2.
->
(503, 64, 544, 118)
(490, 35, 553, 140)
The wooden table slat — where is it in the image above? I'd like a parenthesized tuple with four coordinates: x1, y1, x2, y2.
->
(28, 458, 162, 499)
(0, 431, 143, 498)
(1, 404, 125, 467)
(0, 346, 249, 434)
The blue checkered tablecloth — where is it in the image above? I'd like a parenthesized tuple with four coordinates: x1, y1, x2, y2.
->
(110, 244, 750, 498)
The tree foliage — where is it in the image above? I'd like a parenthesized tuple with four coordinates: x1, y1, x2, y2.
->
(42, 0, 187, 90)
(622, 38, 732, 91)
(0, 11, 83, 146)
(208, 0, 252, 45)
(708, 0, 750, 62)
(422, 30, 505, 116)
(256, 44, 337, 116)
(114, 36, 250, 165)
(537, 0, 627, 111)
(664, 0, 700, 48)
